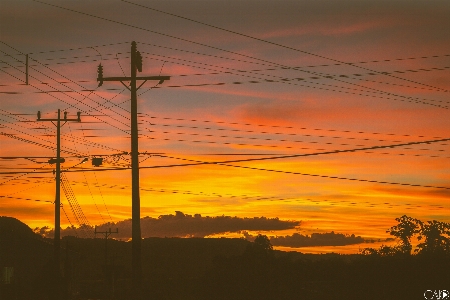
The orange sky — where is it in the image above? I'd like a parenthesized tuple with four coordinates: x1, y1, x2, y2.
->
(1, 0, 449, 253)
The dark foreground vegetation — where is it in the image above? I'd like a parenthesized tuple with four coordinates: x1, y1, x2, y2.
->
(1, 216, 449, 300)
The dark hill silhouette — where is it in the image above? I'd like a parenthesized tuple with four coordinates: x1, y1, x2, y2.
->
(0, 217, 256, 299)
(0, 216, 41, 240)
(0, 216, 54, 299)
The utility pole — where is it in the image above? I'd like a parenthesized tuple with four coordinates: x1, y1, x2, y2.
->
(94, 227, 119, 265)
(97, 41, 169, 299)
(37, 109, 81, 293)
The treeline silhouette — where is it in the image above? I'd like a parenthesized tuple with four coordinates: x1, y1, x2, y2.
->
(1, 215, 449, 299)
(361, 215, 450, 257)
(270, 231, 364, 247)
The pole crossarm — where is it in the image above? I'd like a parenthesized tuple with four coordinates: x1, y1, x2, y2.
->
(38, 118, 80, 122)
(95, 227, 119, 237)
(38, 111, 81, 123)
(101, 76, 170, 82)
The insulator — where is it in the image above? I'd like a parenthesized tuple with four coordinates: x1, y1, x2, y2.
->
(97, 63, 104, 87)
(136, 51, 142, 72)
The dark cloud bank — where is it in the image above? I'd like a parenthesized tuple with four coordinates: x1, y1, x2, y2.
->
(39, 211, 298, 239)
(35, 212, 368, 247)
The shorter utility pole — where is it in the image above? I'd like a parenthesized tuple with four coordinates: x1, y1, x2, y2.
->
(94, 227, 119, 265)
(37, 110, 81, 275)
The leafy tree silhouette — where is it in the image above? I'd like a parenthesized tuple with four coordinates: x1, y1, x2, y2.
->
(386, 215, 421, 255)
(253, 234, 273, 252)
(416, 220, 450, 255)
(360, 244, 404, 257)
(243, 234, 274, 261)
(362, 215, 450, 257)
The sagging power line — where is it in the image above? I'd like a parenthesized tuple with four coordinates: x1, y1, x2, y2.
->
(31, 0, 449, 112)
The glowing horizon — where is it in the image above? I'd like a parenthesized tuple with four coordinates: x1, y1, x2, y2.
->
(1, 0, 449, 254)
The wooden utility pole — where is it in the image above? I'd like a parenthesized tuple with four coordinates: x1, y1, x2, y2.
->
(37, 110, 81, 290)
(94, 227, 119, 265)
(97, 41, 169, 299)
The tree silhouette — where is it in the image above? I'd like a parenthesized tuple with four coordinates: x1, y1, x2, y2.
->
(243, 234, 274, 262)
(386, 215, 420, 254)
(362, 216, 450, 257)
(360, 244, 404, 257)
(416, 220, 450, 255)
(253, 234, 273, 253)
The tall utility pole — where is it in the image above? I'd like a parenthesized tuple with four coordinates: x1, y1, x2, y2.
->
(97, 41, 169, 298)
(37, 110, 81, 273)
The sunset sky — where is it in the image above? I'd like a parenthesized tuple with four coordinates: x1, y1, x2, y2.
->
(1, 0, 449, 254)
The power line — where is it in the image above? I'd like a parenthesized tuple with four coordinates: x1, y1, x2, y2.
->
(139, 54, 449, 109)
(5, 65, 450, 106)
(32, 0, 445, 108)
(142, 115, 446, 140)
(2, 43, 170, 150)
(3, 36, 448, 70)
(152, 136, 450, 164)
(158, 154, 450, 191)
(135, 41, 450, 72)
(352, 76, 449, 93)
(144, 120, 447, 145)
(66, 180, 449, 211)
(0, 195, 54, 204)
(0, 178, 52, 199)
(80, 122, 114, 223)
(61, 205, 78, 237)
(0, 54, 132, 136)
(0, 51, 125, 66)
(121, 0, 449, 94)
(0, 59, 129, 155)
(68, 122, 106, 224)
(1, 136, 449, 175)
(1, 41, 129, 56)
(141, 128, 450, 159)
(0, 131, 77, 155)
(1, 52, 448, 88)
(0, 48, 133, 130)
(0, 109, 76, 152)
(61, 172, 93, 238)
(3, 41, 446, 113)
